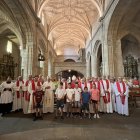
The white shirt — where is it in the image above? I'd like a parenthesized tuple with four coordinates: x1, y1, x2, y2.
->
(74, 88, 81, 101)
(55, 88, 66, 99)
(42, 81, 54, 91)
(66, 88, 74, 102)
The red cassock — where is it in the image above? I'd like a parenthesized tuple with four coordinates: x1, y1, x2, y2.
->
(16, 80, 24, 98)
(78, 80, 82, 88)
(116, 82, 126, 105)
(71, 81, 76, 89)
(100, 80, 110, 104)
(133, 80, 139, 86)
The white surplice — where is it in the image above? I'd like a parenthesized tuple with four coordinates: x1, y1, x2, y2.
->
(111, 82, 117, 112)
(100, 80, 113, 113)
(42, 81, 55, 113)
(114, 82, 129, 116)
(0, 82, 14, 104)
(28, 81, 42, 113)
(13, 81, 24, 111)
(22, 80, 32, 114)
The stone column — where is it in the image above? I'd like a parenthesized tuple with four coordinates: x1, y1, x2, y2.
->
(114, 40, 124, 77)
(86, 57, 91, 77)
(108, 39, 115, 77)
(20, 42, 33, 80)
(91, 54, 98, 77)
(48, 53, 52, 77)
(28, 43, 33, 75)
(101, 20, 109, 76)
(21, 48, 28, 80)
(42, 51, 48, 77)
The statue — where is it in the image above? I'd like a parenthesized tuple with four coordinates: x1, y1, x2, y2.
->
(123, 54, 138, 78)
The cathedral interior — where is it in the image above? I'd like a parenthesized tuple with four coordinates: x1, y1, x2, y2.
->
(0, 0, 140, 139)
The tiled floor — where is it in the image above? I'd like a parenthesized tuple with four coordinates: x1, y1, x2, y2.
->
(0, 109, 140, 140)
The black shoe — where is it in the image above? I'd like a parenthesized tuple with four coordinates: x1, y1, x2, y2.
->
(54, 116, 58, 119)
(61, 116, 64, 120)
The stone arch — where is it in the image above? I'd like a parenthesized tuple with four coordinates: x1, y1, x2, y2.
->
(1, 1, 34, 47)
(0, 29, 21, 80)
(55, 68, 85, 77)
(0, 24, 23, 48)
(86, 52, 91, 61)
(64, 59, 75, 62)
(121, 34, 140, 58)
(121, 34, 140, 77)
(0, 8, 24, 48)
(93, 40, 102, 58)
(56, 69, 84, 81)
(91, 40, 102, 77)
(0, 1, 35, 51)
(107, 0, 140, 77)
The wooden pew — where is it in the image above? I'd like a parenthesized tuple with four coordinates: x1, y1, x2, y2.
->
(129, 87, 140, 108)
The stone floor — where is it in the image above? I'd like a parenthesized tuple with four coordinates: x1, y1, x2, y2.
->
(0, 109, 140, 140)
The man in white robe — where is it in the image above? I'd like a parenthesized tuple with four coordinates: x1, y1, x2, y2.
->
(0, 77, 14, 116)
(100, 76, 113, 113)
(42, 77, 55, 113)
(13, 76, 24, 111)
(114, 77, 129, 116)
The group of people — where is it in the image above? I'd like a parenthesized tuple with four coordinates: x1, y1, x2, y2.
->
(0, 74, 139, 121)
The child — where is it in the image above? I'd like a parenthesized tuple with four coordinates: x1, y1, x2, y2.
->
(33, 85, 44, 121)
(55, 82, 66, 119)
(90, 83, 100, 118)
(73, 82, 82, 117)
(66, 83, 74, 118)
(81, 87, 91, 119)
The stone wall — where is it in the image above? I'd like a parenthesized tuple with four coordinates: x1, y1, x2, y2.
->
(85, 0, 140, 78)
(54, 62, 86, 76)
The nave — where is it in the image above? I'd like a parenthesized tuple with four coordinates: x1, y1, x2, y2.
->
(0, 109, 140, 140)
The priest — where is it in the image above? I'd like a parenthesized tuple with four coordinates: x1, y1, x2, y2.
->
(114, 77, 129, 116)
(100, 76, 113, 113)
(42, 76, 55, 113)
(13, 76, 24, 112)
